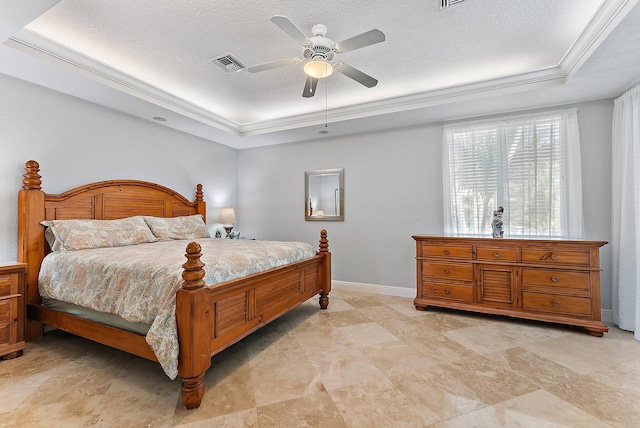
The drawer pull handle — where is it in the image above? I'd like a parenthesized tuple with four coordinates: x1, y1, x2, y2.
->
(444, 288, 451, 294)
(444, 268, 450, 274)
(551, 276, 559, 282)
(493, 252, 500, 258)
(552, 300, 560, 307)
(443, 250, 450, 255)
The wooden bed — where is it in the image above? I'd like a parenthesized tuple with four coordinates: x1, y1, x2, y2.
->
(17, 160, 331, 409)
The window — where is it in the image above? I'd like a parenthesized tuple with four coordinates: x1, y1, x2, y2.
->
(443, 109, 584, 238)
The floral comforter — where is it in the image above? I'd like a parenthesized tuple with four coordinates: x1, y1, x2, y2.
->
(38, 238, 317, 379)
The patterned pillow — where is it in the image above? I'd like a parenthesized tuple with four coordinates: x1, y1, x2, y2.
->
(41, 216, 157, 251)
(143, 215, 210, 241)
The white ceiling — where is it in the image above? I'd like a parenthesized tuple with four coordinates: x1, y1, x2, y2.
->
(1, 0, 640, 149)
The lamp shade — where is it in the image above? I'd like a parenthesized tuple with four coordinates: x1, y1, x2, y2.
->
(303, 60, 334, 79)
(219, 208, 237, 224)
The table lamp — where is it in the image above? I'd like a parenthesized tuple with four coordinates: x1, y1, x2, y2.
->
(219, 208, 237, 238)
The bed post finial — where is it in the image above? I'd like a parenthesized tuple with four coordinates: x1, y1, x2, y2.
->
(194, 184, 206, 222)
(182, 242, 205, 290)
(23, 160, 42, 190)
(319, 229, 329, 252)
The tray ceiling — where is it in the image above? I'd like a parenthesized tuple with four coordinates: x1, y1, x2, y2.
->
(2, 0, 640, 148)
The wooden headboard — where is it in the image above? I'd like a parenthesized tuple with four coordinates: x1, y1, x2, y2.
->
(17, 160, 206, 339)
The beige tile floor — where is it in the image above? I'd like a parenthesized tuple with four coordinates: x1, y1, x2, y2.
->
(1, 289, 639, 427)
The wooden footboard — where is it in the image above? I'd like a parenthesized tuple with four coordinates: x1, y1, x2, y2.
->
(176, 232, 331, 409)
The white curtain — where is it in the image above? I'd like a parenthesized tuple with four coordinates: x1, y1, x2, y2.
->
(443, 109, 584, 239)
(612, 82, 640, 339)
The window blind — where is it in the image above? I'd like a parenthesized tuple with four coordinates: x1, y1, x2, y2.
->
(443, 109, 584, 238)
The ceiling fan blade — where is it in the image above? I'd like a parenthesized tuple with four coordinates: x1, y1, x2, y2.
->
(271, 15, 310, 46)
(335, 29, 385, 53)
(333, 62, 378, 88)
(302, 76, 318, 98)
(247, 57, 301, 73)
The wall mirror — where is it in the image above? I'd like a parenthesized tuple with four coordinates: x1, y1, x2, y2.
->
(305, 168, 344, 221)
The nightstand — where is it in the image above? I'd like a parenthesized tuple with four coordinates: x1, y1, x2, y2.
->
(0, 263, 26, 359)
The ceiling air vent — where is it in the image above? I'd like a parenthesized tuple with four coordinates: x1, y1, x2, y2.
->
(438, 0, 467, 10)
(209, 53, 246, 73)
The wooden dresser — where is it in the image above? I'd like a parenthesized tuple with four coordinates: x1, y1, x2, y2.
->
(413, 236, 608, 336)
(0, 263, 27, 359)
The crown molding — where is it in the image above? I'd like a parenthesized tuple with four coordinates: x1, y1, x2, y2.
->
(6, 30, 242, 135)
(560, 0, 639, 80)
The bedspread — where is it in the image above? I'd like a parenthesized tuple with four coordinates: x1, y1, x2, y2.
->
(38, 238, 317, 379)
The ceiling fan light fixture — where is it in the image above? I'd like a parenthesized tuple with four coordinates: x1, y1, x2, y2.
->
(304, 60, 334, 78)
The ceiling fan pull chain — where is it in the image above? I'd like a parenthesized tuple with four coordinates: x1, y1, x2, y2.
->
(325, 69, 329, 129)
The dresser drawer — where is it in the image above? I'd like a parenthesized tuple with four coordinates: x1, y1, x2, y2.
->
(423, 262, 473, 281)
(522, 292, 591, 316)
(422, 281, 473, 302)
(522, 268, 590, 290)
(521, 249, 590, 266)
(421, 244, 473, 260)
(0, 274, 13, 297)
(476, 247, 518, 262)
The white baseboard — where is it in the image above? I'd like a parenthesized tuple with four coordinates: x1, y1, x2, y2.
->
(331, 280, 415, 298)
(332, 280, 614, 324)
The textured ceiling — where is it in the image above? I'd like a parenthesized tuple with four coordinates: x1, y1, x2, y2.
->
(2, 0, 640, 148)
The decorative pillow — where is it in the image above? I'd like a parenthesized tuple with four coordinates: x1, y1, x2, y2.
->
(143, 215, 210, 241)
(41, 216, 157, 251)
(44, 226, 64, 252)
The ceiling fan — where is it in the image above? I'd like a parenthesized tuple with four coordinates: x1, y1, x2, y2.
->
(248, 16, 385, 98)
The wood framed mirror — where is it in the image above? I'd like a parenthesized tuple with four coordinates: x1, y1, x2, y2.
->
(305, 168, 344, 221)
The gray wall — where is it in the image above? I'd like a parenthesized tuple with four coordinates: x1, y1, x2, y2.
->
(238, 99, 615, 312)
(0, 73, 238, 262)
(238, 124, 444, 289)
(578, 100, 614, 310)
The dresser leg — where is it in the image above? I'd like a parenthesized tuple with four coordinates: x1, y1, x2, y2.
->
(1, 350, 24, 360)
(586, 329, 604, 337)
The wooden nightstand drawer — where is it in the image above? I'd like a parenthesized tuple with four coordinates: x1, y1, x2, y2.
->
(0, 263, 26, 359)
(0, 274, 13, 296)
(522, 292, 591, 316)
(0, 299, 15, 347)
(0, 322, 11, 345)
(476, 247, 518, 262)
(0, 299, 11, 323)
(423, 261, 473, 281)
(521, 249, 590, 266)
(522, 268, 590, 290)
(421, 243, 473, 260)
(422, 281, 473, 302)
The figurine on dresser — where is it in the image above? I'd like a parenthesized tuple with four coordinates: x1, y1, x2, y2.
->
(492, 206, 504, 238)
